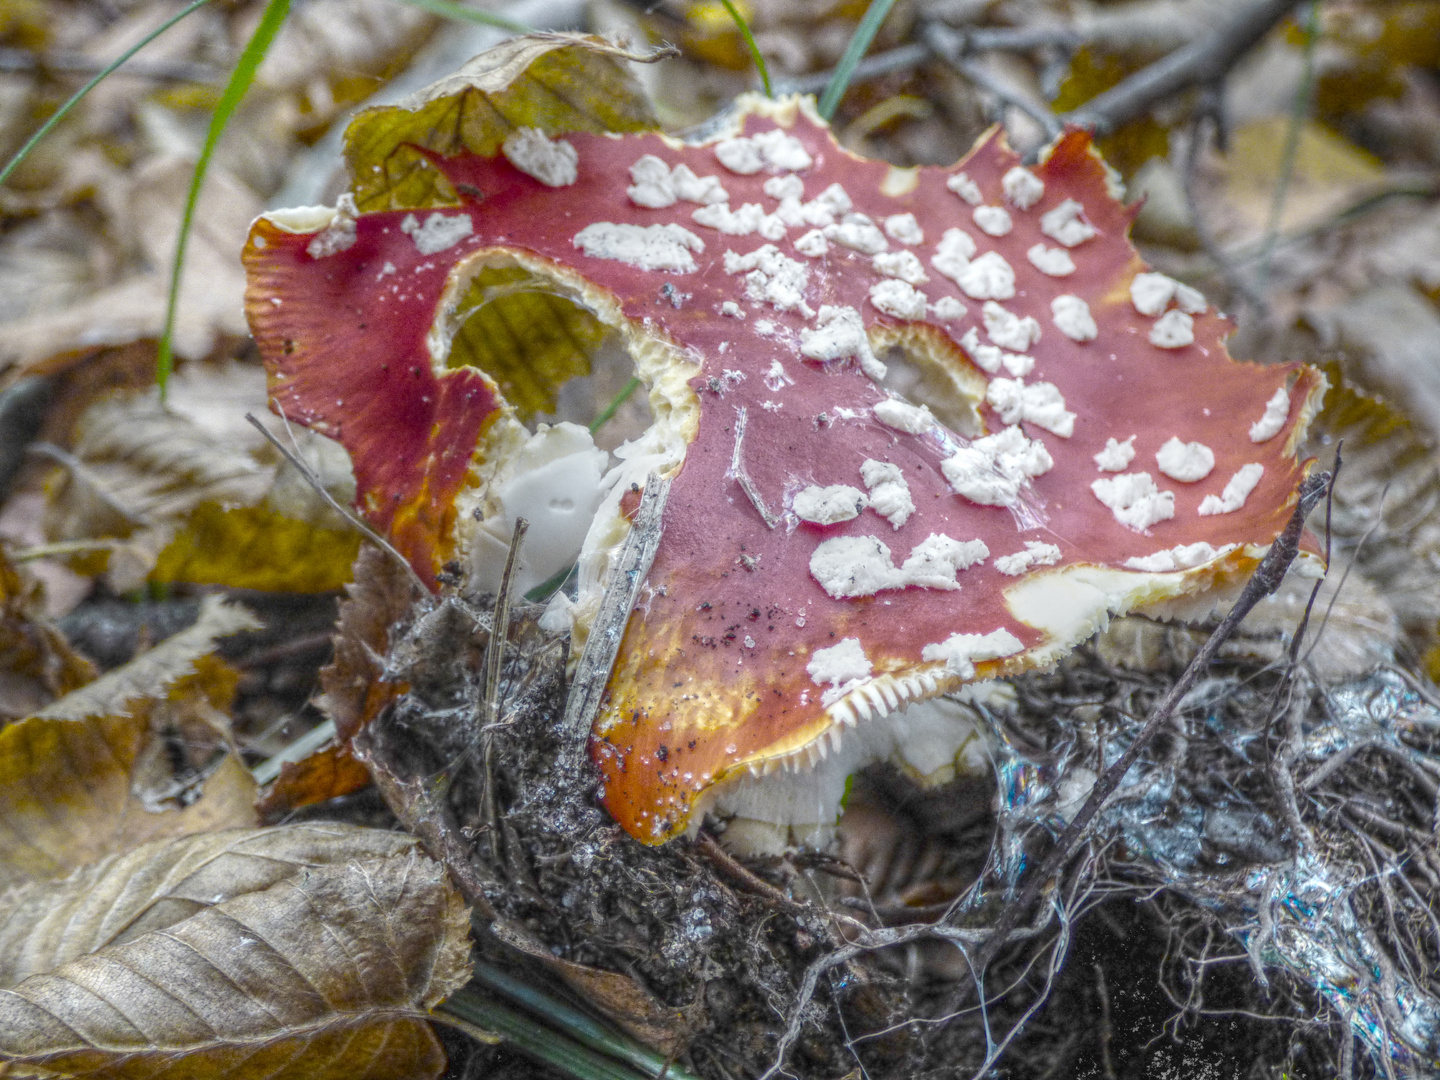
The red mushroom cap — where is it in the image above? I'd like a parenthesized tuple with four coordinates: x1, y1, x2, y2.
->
(242, 40, 1326, 844)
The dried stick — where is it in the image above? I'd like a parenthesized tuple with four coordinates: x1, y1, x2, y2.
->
(1063, 0, 1302, 136)
(967, 468, 1330, 976)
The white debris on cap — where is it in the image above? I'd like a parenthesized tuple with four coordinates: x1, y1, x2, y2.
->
(1155, 437, 1215, 482)
(884, 213, 924, 245)
(959, 326, 1032, 377)
(954, 251, 1016, 300)
(1130, 271, 1206, 317)
(1150, 309, 1195, 348)
(1002, 166, 1045, 209)
(921, 628, 1023, 678)
(1124, 541, 1234, 572)
(807, 637, 872, 706)
(824, 213, 888, 254)
(1027, 243, 1075, 277)
(627, 155, 729, 208)
(871, 250, 929, 285)
(986, 378, 1076, 437)
(502, 127, 578, 187)
(801, 305, 886, 381)
(693, 202, 786, 240)
(1093, 435, 1136, 471)
(930, 296, 966, 321)
(400, 211, 474, 255)
(873, 398, 935, 434)
(942, 425, 1053, 507)
(794, 229, 828, 257)
(931, 228, 977, 283)
(994, 540, 1062, 576)
(720, 300, 744, 318)
(1091, 472, 1175, 531)
(715, 128, 814, 174)
(946, 171, 983, 205)
(1039, 198, 1096, 247)
(1199, 463, 1264, 515)
(724, 244, 813, 315)
(809, 533, 986, 598)
(810, 536, 897, 598)
(973, 205, 1013, 236)
(1050, 295, 1097, 342)
(861, 459, 914, 528)
(763, 359, 793, 390)
(1250, 386, 1290, 442)
(869, 279, 928, 321)
(982, 300, 1041, 351)
(307, 193, 359, 258)
(573, 222, 704, 272)
(793, 484, 867, 525)
(763, 174, 804, 201)
(899, 533, 990, 589)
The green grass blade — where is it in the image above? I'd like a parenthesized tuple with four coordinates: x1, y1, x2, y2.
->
(1257, 0, 1320, 286)
(589, 376, 641, 435)
(470, 960, 704, 1080)
(0, 0, 212, 189)
(717, 0, 771, 98)
(155, 0, 291, 397)
(396, 0, 533, 34)
(817, 0, 898, 120)
(438, 984, 653, 1080)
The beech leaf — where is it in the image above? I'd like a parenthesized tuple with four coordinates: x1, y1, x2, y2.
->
(0, 825, 473, 1079)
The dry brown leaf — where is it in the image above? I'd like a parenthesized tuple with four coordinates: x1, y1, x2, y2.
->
(0, 546, 94, 723)
(0, 157, 256, 375)
(0, 711, 258, 884)
(36, 595, 259, 722)
(256, 743, 374, 821)
(319, 545, 416, 744)
(0, 596, 263, 882)
(0, 826, 472, 1079)
(0, 824, 421, 985)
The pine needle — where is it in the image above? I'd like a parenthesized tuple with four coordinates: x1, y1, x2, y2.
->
(817, 0, 898, 120)
(0, 0, 212, 189)
(155, 0, 291, 397)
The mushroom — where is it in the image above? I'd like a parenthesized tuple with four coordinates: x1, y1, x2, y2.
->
(243, 36, 1327, 848)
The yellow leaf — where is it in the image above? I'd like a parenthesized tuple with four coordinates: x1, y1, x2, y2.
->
(152, 501, 360, 592)
(0, 596, 262, 882)
(1217, 117, 1387, 238)
(343, 33, 661, 212)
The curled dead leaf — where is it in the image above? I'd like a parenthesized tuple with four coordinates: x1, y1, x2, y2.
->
(0, 595, 262, 882)
(0, 825, 473, 1079)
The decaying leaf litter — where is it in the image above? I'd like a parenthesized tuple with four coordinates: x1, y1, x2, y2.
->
(0, 0, 1438, 1077)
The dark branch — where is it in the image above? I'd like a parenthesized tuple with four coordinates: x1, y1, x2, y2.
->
(1063, 0, 1302, 136)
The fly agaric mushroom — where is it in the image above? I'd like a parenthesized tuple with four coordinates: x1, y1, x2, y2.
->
(243, 35, 1326, 848)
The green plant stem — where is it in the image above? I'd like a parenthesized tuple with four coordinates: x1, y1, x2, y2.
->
(396, 0, 533, 34)
(438, 984, 652, 1080)
(470, 960, 702, 1080)
(0, 0, 212, 189)
(1257, 0, 1320, 285)
(817, 0, 899, 120)
(590, 376, 641, 434)
(155, 0, 291, 397)
(717, 0, 771, 97)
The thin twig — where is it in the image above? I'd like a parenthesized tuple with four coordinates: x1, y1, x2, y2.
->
(923, 23, 1062, 141)
(244, 413, 430, 598)
(1063, 0, 1302, 136)
(968, 469, 1330, 977)
(729, 406, 779, 529)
